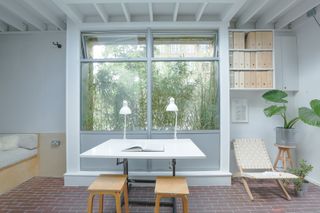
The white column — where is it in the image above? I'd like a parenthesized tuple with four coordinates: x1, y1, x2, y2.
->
(65, 18, 81, 174)
(219, 23, 231, 173)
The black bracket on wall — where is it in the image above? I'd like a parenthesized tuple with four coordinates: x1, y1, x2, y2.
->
(52, 42, 62, 48)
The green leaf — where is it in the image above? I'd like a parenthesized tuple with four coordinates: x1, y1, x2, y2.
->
(310, 99, 320, 117)
(262, 90, 288, 103)
(264, 105, 286, 117)
(286, 117, 300, 129)
(299, 107, 320, 127)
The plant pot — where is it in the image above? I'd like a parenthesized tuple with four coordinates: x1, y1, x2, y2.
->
(276, 127, 296, 145)
(295, 181, 309, 197)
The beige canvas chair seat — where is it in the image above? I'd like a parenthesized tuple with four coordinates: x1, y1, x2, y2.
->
(233, 138, 298, 201)
(242, 171, 297, 179)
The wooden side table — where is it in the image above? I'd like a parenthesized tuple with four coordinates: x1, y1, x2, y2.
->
(273, 144, 296, 170)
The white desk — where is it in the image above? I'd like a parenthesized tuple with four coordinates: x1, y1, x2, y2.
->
(81, 138, 206, 160)
(81, 139, 205, 212)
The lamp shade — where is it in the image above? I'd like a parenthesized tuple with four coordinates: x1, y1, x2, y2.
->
(119, 100, 132, 115)
(166, 97, 178, 112)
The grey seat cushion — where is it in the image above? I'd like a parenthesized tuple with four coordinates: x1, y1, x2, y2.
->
(0, 148, 37, 169)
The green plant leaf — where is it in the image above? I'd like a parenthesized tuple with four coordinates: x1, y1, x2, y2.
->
(286, 117, 300, 129)
(262, 90, 288, 103)
(299, 107, 320, 127)
(264, 105, 286, 117)
(310, 99, 320, 117)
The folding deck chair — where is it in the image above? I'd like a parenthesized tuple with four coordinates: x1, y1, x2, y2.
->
(233, 138, 298, 201)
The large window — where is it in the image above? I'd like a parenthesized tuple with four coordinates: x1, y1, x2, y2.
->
(81, 31, 219, 131)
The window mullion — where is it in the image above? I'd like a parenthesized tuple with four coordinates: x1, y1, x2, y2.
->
(147, 28, 153, 139)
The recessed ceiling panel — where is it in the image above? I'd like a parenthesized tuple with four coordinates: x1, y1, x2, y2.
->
(126, 3, 148, 16)
(203, 3, 232, 16)
(179, 3, 201, 15)
(101, 3, 123, 16)
(153, 3, 175, 16)
(69, 3, 97, 17)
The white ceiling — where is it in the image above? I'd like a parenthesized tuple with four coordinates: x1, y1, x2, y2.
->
(0, 0, 319, 32)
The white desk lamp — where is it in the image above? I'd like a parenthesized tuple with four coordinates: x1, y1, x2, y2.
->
(166, 97, 178, 139)
(119, 100, 131, 139)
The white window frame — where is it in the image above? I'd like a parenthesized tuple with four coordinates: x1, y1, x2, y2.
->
(65, 19, 230, 178)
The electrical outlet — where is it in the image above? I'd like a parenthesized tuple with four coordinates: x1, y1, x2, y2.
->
(51, 140, 61, 147)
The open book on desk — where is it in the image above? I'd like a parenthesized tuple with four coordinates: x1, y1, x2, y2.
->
(122, 144, 165, 152)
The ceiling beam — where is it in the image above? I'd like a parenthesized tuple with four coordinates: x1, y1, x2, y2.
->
(0, 6, 26, 31)
(121, 3, 130, 22)
(237, 0, 269, 26)
(148, 2, 153, 22)
(173, 2, 180, 22)
(222, 0, 247, 22)
(195, 2, 208, 22)
(0, 0, 45, 31)
(52, 0, 83, 24)
(24, 0, 65, 30)
(256, 0, 299, 27)
(94, 3, 108, 22)
(63, 0, 236, 4)
(275, 0, 320, 28)
(80, 21, 224, 31)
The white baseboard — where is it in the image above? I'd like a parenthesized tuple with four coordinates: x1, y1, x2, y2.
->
(64, 170, 232, 186)
(305, 175, 320, 186)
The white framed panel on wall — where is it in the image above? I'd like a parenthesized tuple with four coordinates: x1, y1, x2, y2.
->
(231, 98, 248, 123)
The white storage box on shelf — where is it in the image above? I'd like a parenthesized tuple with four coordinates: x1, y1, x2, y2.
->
(0, 134, 39, 194)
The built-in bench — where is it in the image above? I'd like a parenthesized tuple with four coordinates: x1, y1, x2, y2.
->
(0, 134, 39, 194)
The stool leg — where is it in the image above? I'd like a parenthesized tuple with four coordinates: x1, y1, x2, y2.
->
(115, 192, 122, 213)
(123, 184, 129, 213)
(154, 194, 161, 213)
(182, 195, 189, 213)
(274, 149, 281, 169)
(287, 150, 294, 168)
(283, 150, 287, 170)
(99, 194, 104, 213)
(87, 193, 95, 213)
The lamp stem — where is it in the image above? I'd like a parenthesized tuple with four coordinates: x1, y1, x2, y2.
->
(174, 111, 178, 139)
(124, 115, 127, 139)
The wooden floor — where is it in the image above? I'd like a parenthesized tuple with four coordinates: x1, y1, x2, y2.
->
(1, 177, 320, 213)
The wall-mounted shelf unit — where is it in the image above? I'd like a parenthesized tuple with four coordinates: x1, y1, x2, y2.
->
(229, 30, 274, 90)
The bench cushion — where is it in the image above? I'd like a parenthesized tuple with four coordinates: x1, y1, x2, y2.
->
(0, 148, 37, 169)
(0, 135, 19, 151)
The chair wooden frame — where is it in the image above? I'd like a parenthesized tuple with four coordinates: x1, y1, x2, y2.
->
(233, 138, 298, 201)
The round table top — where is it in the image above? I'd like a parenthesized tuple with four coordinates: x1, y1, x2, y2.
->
(274, 144, 296, 149)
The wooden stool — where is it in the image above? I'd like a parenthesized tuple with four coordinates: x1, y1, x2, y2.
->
(274, 144, 296, 170)
(154, 176, 189, 213)
(87, 174, 129, 213)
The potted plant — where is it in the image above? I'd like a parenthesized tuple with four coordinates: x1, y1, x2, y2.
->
(289, 159, 313, 197)
(262, 90, 320, 145)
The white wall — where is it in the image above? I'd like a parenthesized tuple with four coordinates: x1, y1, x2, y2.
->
(293, 14, 320, 184)
(0, 32, 66, 133)
(230, 91, 297, 173)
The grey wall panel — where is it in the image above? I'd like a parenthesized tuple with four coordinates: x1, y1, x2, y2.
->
(0, 32, 66, 133)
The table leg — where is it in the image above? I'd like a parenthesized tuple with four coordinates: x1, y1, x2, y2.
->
(172, 159, 176, 176)
(172, 159, 177, 213)
(123, 158, 128, 175)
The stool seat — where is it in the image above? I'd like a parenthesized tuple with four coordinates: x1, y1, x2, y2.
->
(155, 176, 189, 195)
(88, 175, 127, 192)
(87, 174, 129, 213)
(154, 176, 189, 213)
(274, 144, 296, 170)
(274, 144, 296, 149)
